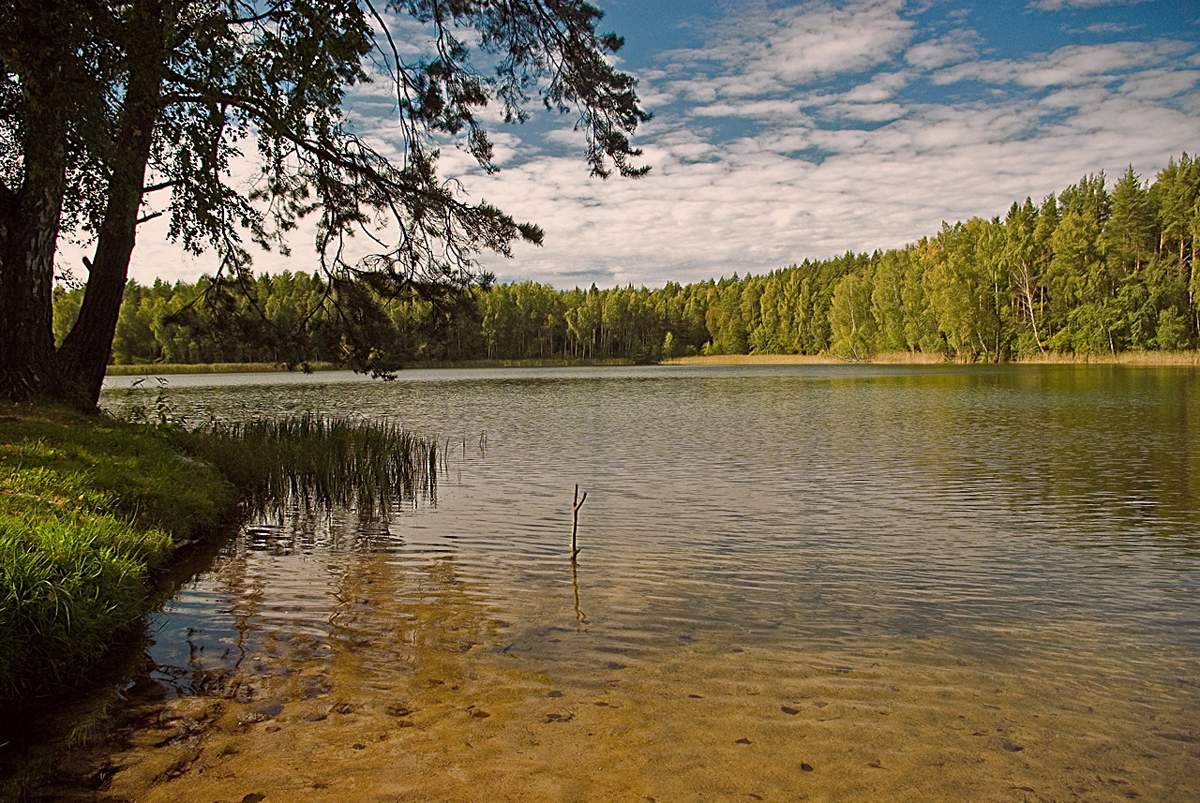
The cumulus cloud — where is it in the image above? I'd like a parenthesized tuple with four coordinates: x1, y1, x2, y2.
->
(934, 40, 1194, 87)
(662, 0, 914, 98)
(905, 29, 981, 70)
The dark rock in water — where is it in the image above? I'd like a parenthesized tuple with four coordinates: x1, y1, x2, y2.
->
(688, 694, 704, 699)
(302, 711, 328, 723)
(867, 761, 884, 769)
(605, 661, 626, 670)
(252, 701, 284, 718)
(545, 712, 575, 723)
(242, 795, 266, 803)
(263, 724, 281, 733)
(547, 690, 564, 698)
(300, 676, 332, 699)
(1001, 739, 1024, 753)
(352, 743, 366, 751)
(385, 703, 413, 717)
(735, 738, 752, 745)
(781, 706, 800, 715)
(800, 763, 814, 772)
(470, 709, 491, 719)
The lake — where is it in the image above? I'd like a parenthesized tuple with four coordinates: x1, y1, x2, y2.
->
(60, 365, 1200, 799)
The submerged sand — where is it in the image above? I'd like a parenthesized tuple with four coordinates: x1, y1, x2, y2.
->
(40, 557, 1200, 801)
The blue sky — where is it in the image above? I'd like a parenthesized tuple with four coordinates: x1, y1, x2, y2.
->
(117, 0, 1200, 288)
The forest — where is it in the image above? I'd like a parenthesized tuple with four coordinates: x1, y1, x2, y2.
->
(55, 153, 1200, 367)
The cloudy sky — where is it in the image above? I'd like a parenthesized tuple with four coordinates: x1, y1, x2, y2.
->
(116, 0, 1200, 288)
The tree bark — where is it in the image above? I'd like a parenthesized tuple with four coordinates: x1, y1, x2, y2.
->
(56, 0, 166, 407)
(0, 66, 69, 402)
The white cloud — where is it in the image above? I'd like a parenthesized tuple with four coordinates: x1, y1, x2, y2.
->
(822, 101, 907, 122)
(841, 71, 910, 102)
(663, 0, 914, 98)
(1063, 22, 1144, 34)
(1029, 0, 1150, 10)
(1120, 69, 1200, 100)
(692, 99, 811, 120)
(935, 40, 1194, 87)
(905, 29, 980, 70)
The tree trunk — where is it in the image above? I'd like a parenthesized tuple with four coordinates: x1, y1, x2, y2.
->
(56, 0, 165, 407)
(0, 71, 69, 402)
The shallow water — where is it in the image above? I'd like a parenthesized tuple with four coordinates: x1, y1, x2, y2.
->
(56, 365, 1200, 799)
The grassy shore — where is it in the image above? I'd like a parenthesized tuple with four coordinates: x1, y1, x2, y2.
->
(0, 407, 238, 708)
(0, 407, 444, 712)
(665, 351, 1200, 367)
(0, 407, 442, 797)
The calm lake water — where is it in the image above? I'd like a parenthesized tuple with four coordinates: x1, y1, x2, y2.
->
(73, 365, 1200, 800)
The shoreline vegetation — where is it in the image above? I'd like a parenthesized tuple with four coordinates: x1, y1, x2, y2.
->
(104, 360, 341, 376)
(101, 349, 1200, 377)
(0, 407, 440, 711)
(103, 356, 638, 376)
(0, 405, 442, 795)
(663, 350, 1200, 367)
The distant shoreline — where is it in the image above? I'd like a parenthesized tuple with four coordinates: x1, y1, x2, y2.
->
(104, 357, 638, 376)
(664, 351, 1200, 367)
(103, 351, 1200, 376)
(105, 361, 341, 376)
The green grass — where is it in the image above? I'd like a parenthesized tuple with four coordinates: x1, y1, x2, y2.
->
(0, 405, 442, 710)
(0, 407, 236, 707)
(105, 360, 339, 376)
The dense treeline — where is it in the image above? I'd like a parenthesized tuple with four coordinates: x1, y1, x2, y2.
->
(56, 154, 1200, 366)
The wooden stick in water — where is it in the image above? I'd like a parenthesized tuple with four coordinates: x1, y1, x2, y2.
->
(571, 483, 588, 559)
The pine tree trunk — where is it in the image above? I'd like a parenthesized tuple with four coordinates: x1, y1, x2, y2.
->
(56, 0, 165, 407)
(0, 74, 69, 402)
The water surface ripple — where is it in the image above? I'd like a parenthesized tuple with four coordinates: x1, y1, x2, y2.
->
(85, 364, 1200, 800)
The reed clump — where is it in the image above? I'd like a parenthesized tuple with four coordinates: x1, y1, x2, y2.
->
(192, 414, 441, 517)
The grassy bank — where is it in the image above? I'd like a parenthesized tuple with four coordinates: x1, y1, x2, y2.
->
(0, 407, 444, 711)
(0, 407, 237, 708)
(105, 360, 339, 376)
(0, 407, 442, 796)
(665, 351, 1200, 367)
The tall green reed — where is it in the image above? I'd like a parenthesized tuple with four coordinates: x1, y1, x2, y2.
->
(193, 414, 442, 518)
